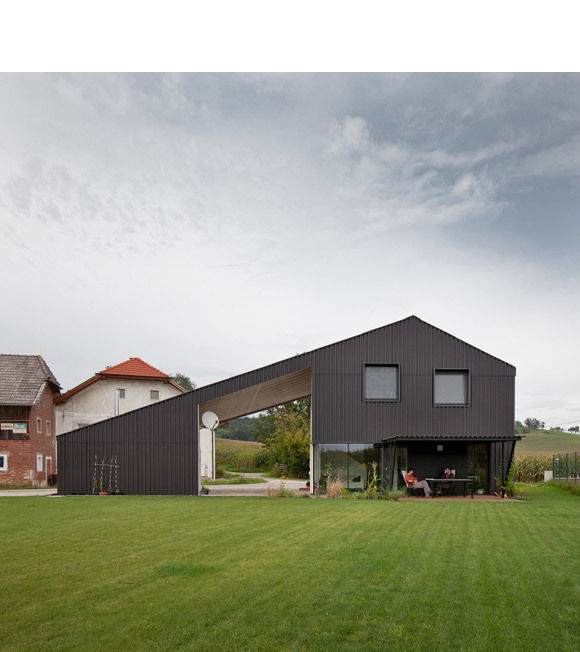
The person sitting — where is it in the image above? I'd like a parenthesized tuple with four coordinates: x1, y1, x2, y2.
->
(404, 468, 432, 498)
(438, 466, 455, 494)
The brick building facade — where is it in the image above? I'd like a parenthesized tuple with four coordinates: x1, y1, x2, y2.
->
(0, 355, 61, 486)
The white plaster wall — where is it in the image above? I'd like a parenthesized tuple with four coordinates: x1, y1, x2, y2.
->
(55, 378, 183, 435)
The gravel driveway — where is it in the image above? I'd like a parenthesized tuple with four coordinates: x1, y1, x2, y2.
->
(204, 473, 308, 496)
(0, 488, 57, 497)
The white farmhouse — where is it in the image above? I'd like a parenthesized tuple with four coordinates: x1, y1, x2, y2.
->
(55, 358, 186, 435)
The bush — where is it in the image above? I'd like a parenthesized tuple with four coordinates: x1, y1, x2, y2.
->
(267, 481, 295, 498)
(547, 480, 580, 496)
(253, 398, 310, 479)
(326, 476, 343, 498)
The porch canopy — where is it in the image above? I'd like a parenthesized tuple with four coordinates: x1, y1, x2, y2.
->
(381, 433, 521, 492)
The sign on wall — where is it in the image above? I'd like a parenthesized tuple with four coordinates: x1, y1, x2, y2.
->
(12, 423, 27, 434)
(1, 423, 13, 430)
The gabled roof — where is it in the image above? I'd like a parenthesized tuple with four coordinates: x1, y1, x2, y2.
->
(0, 354, 61, 406)
(99, 357, 169, 378)
(191, 315, 515, 403)
(55, 357, 185, 404)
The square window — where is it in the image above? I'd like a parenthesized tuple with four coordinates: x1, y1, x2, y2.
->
(36, 454, 43, 472)
(150, 390, 160, 400)
(118, 389, 126, 399)
(364, 365, 399, 401)
(434, 370, 469, 405)
(37, 417, 42, 433)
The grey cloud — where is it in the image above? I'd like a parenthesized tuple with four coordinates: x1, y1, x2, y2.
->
(0, 73, 579, 425)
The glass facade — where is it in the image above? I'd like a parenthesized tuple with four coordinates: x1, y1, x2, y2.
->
(468, 443, 488, 492)
(383, 445, 407, 490)
(314, 443, 382, 493)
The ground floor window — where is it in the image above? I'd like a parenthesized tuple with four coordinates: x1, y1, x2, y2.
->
(0, 453, 7, 471)
(36, 454, 43, 472)
(314, 443, 382, 492)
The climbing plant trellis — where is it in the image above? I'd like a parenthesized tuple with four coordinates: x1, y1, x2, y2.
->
(92, 455, 120, 494)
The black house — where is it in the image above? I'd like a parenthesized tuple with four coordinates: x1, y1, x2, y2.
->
(57, 316, 517, 495)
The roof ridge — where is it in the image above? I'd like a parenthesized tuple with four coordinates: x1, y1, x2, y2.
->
(98, 357, 169, 378)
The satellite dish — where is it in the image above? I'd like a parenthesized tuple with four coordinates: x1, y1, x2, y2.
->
(201, 411, 219, 430)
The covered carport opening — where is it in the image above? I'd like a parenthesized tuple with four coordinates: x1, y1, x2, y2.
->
(197, 368, 312, 487)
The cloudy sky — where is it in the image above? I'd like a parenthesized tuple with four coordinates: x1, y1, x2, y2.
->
(1, 73, 579, 426)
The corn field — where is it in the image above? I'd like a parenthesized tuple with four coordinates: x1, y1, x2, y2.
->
(215, 438, 270, 470)
(512, 455, 552, 483)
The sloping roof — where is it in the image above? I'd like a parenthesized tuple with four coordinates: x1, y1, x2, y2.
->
(99, 357, 169, 378)
(0, 354, 61, 406)
(191, 315, 515, 404)
(55, 358, 185, 404)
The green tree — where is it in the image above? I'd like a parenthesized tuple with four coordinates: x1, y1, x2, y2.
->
(217, 416, 256, 441)
(171, 373, 196, 391)
(252, 397, 310, 478)
(524, 418, 545, 431)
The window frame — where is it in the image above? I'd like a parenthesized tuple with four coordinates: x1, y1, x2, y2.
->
(36, 417, 42, 433)
(117, 389, 126, 399)
(433, 368, 470, 407)
(150, 389, 160, 400)
(46, 420, 51, 436)
(362, 363, 400, 403)
(0, 453, 7, 471)
(36, 454, 43, 472)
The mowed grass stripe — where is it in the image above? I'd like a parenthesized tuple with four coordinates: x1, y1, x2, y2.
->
(1, 488, 579, 651)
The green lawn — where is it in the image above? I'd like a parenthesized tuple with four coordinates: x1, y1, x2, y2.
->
(515, 429, 580, 456)
(1, 487, 579, 651)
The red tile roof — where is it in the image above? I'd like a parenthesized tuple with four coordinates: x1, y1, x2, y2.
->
(99, 358, 169, 378)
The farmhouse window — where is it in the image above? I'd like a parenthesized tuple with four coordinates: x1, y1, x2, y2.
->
(150, 390, 160, 400)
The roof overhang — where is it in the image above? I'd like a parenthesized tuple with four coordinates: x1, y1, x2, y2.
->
(381, 434, 522, 444)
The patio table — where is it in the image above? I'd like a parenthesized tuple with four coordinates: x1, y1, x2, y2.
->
(426, 477, 474, 498)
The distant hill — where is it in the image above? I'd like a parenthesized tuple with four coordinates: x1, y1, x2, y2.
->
(515, 430, 580, 456)
(216, 416, 256, 441)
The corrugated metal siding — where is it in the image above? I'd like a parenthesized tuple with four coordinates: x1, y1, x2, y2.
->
(58, 392, 197, 495)
(57, 316, 515, 495)
(310, 318, 515, 443)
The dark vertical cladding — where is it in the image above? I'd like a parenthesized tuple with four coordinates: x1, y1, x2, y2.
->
(58, 392, 198, 495)
(57, 316, 516, 495)
(310, 317, 515, 443)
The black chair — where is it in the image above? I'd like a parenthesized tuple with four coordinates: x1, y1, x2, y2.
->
(436, 469, 455, 495)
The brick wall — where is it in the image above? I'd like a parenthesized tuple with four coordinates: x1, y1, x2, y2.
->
(0, 384, 57, 486)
